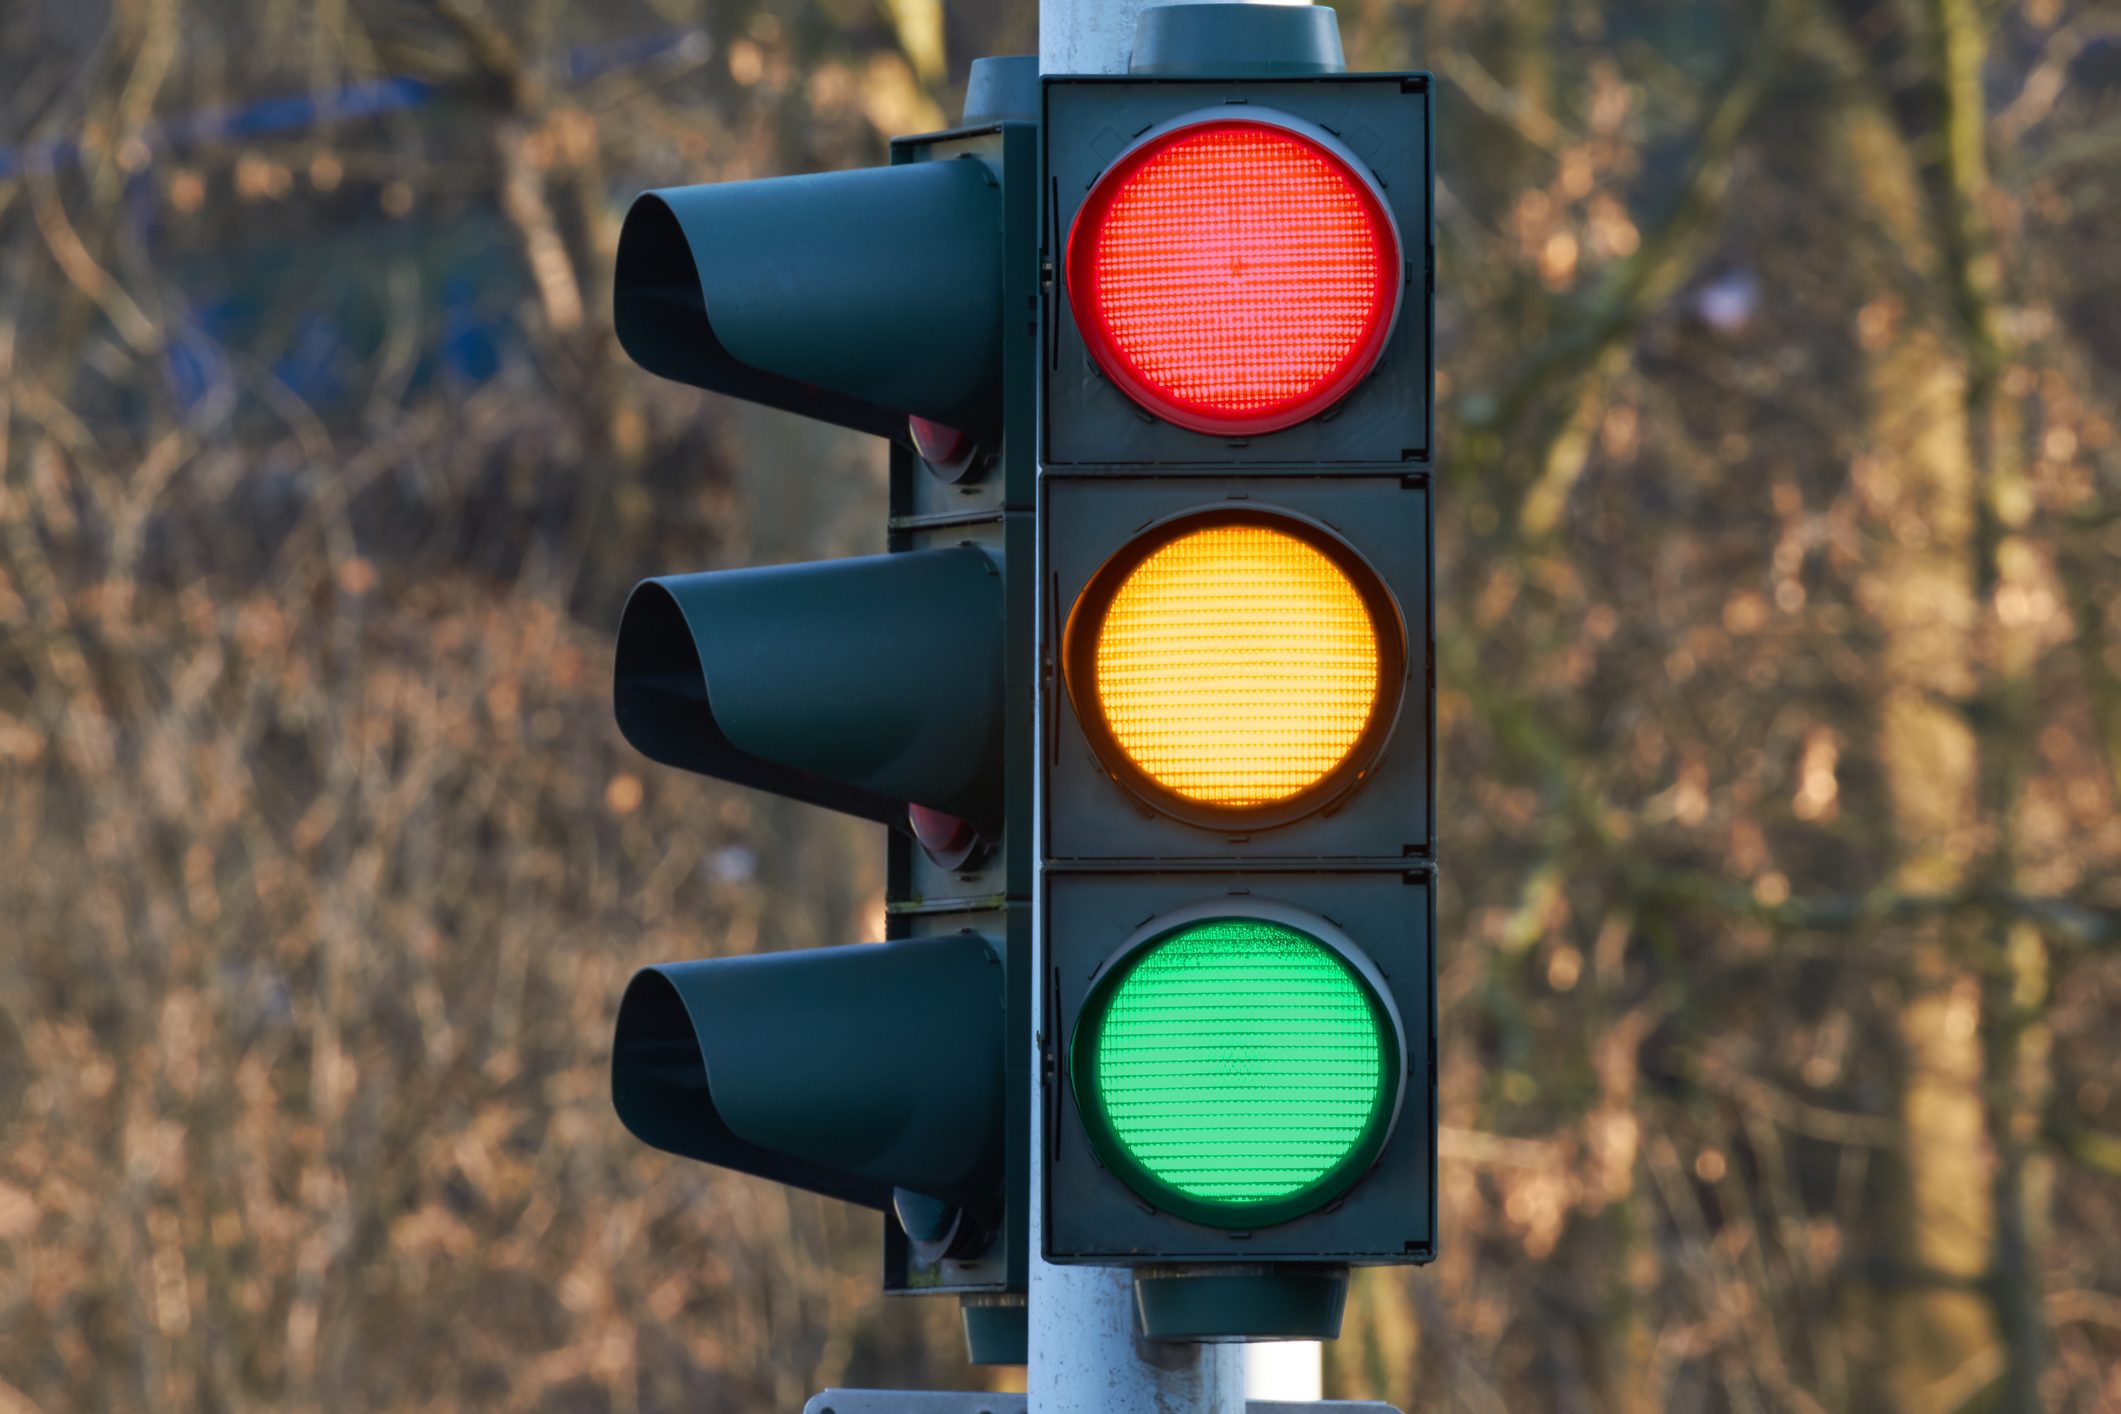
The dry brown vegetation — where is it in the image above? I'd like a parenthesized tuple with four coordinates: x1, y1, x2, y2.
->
(1, 0, 2117, 1410)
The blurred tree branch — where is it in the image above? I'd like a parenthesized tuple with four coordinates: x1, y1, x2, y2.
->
(1500, 7, 1786, 537)
(1626, 869, 2118, 949)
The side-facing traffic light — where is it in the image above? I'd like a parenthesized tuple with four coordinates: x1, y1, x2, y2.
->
(615, 933, 1003, 1209)
(614, 546, 1004, 830)
(1038, 3, 1437, 1343)
(607, 56, 1043, 1366)
(614, 155, 1002, 443)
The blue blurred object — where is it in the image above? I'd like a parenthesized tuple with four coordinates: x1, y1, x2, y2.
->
(441, 276, 504, 384)
(14, 28, 703, 429)
(0, 29, 705, 178)
(0, 77, 433, 179)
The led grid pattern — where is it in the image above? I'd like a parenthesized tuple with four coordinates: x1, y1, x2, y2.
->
(1081, 918, 1389, 1211)
(1070, 122, 1397, 432)
(1091, 524, 1380, 807)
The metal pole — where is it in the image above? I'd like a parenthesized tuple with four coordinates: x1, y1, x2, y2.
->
(1030, 4, 1319, 1410)
(1244, 1343, 1324, 1400)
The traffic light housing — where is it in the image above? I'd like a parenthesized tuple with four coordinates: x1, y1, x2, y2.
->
(607, 57, 1042, 1366)
(600, 7, 1439, 1360)
(1042, 51, 1431, 465)
(1036, 4, 1437, 1342)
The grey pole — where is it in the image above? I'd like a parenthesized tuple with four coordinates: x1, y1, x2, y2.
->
(1030, 3, 1317, 1411)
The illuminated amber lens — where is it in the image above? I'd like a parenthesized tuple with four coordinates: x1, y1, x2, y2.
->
(1093, 525, 1381, 807)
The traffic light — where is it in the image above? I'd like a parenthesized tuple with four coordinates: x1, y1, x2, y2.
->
(607, 56, 1042, 1365)
(1038, 4, 1437, 1342)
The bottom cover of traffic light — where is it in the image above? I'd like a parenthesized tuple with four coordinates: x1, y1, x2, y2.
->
(1044, 868, 1435, 1264)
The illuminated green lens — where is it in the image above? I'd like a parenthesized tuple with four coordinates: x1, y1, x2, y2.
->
(1075, 918, 1393, 1224)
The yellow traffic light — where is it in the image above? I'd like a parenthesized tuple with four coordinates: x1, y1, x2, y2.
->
(1063, 512, 1402, 822)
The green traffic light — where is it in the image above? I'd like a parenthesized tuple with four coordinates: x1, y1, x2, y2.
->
(1069, 914, 1404, 1229)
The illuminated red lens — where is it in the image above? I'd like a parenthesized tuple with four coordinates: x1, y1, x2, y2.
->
(909, 416, 971, 469)
(908, 803, 980, 868)
(1066, 119, 1400, 436)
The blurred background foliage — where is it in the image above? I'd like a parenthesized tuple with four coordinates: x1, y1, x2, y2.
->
(0, 0, 2117, 1409)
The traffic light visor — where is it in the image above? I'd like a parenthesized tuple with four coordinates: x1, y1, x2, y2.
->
(613, 934, 1006, 1211)
(1064, 114, 1401, 436)
(1069, 908, 1404, 1229)
(1061, 509, 1404, 827)
(615, 546, 1005, 831)
(614, 159, 1003, 443)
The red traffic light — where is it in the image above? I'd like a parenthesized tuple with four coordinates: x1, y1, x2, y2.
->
(908, 802, 983, 869)
(1064, 115, 1402, 437)
(909, 415, 981, 482)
